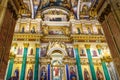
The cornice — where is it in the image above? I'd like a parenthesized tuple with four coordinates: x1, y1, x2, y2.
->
(71, 34, 106, 43)
(13, 33, 42, 41)
(13, 33, 106, 43)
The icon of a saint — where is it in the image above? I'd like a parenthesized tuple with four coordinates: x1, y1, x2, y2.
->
(84, 68, 90, 80)
(27, 67, 33, 80)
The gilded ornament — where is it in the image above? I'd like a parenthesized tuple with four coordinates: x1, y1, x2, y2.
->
(85, 44, 91, 49)
(23, 43, 29, 48)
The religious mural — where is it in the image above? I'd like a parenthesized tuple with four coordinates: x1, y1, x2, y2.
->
(40, 66, 47, 80)
(71, 0, 78, 19)
(96, 67, 104, 80)
(52, 61, 62, 80)
(69, 66, 77, 80)
(14, 67, 19, 80)
(26, 67, 33, 80)
(17, 47, 23, 55)
(67, 47, 74, 57)
(80, 48, 86, 56)
(40, 47, 47, 57)
(29, 48, 34, 55)
(83, 68, 90, 80)
(91, 50, 98, 57)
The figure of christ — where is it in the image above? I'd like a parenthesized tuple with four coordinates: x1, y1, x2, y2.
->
(84, 68, 90, 80)
(96, 67, 104, 80)
(54, 67, 60, 76)
(27, 67, 33, 80)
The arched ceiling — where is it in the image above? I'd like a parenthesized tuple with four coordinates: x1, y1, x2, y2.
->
(22, 0, 95, 19)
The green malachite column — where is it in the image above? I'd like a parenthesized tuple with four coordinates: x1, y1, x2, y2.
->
(74, 45, 83, 80)
(85, 44, 97, 80)
(20, 43, 29, 80)
(6, 43, 17, 80)
(96, 45, 110, 80)
(6, 58, 14, 80)
(34, 44, 40, 80)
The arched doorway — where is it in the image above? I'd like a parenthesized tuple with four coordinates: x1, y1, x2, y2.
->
(49, 49, 67, 80)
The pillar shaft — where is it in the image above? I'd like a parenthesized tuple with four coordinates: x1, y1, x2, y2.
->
(48, 64, 50, 80)
(66, 64, 69, 80)
(20, 43, 29, 80)
(74, 45, 83, 80)
(96, 45, 111, 80)
(6, 58, 14, 80)
(34, 47, 40, 80)
(85, 44, 97, 80)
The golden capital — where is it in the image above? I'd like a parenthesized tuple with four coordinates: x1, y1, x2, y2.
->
(96, 45, 102, 49)
(85, 44, 91, 49)
(23, 43, 29, 48)
(35, 43, 40, 48)
(12, 43, 18, 47)
(9, 52, 16, 59)
(74, 44, 78, 48)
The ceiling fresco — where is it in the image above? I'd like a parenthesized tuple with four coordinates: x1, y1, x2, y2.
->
(21, 0, 94, 19)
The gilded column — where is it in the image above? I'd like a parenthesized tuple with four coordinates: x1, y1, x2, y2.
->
(85, 44, 97, 80)
(0, 0, 9, 28)
(74, 44, 83, 80)
(34, 43, 40, 80)
(6, 43, 17, 79)
(20, 43, 29, 80)
(96, 45, 110, 80)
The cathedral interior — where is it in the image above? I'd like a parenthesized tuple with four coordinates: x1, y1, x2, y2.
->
(0, 0, 120, 80)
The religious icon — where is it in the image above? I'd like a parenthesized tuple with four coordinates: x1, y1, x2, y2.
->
(53, 67, 60, 80)
(27, 67, 33, 80)
(81, 5, 89, 15)
(71, 0, 78, 19)
(87, 27, 91, 34)
(84, 68, 90, 80)
(30, 48, 33, 55)
(40, 47, 47, 57)
(80, 49, 86, 56)
(40, 67, 47, 80)
(17, 47, 23, 55)
(70, 67, 77, 80)
(77, 28, 81, 34)
(54, 67, 59, 76)
(31, 27, 36, 33)
(96, 67, 104, 80)
(14, 67, 19, 80)
(52, 61, 61, 80)
(21, 27, 25, 33)
(92, 50, 97, 57)
(67, 47, 74, 57)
